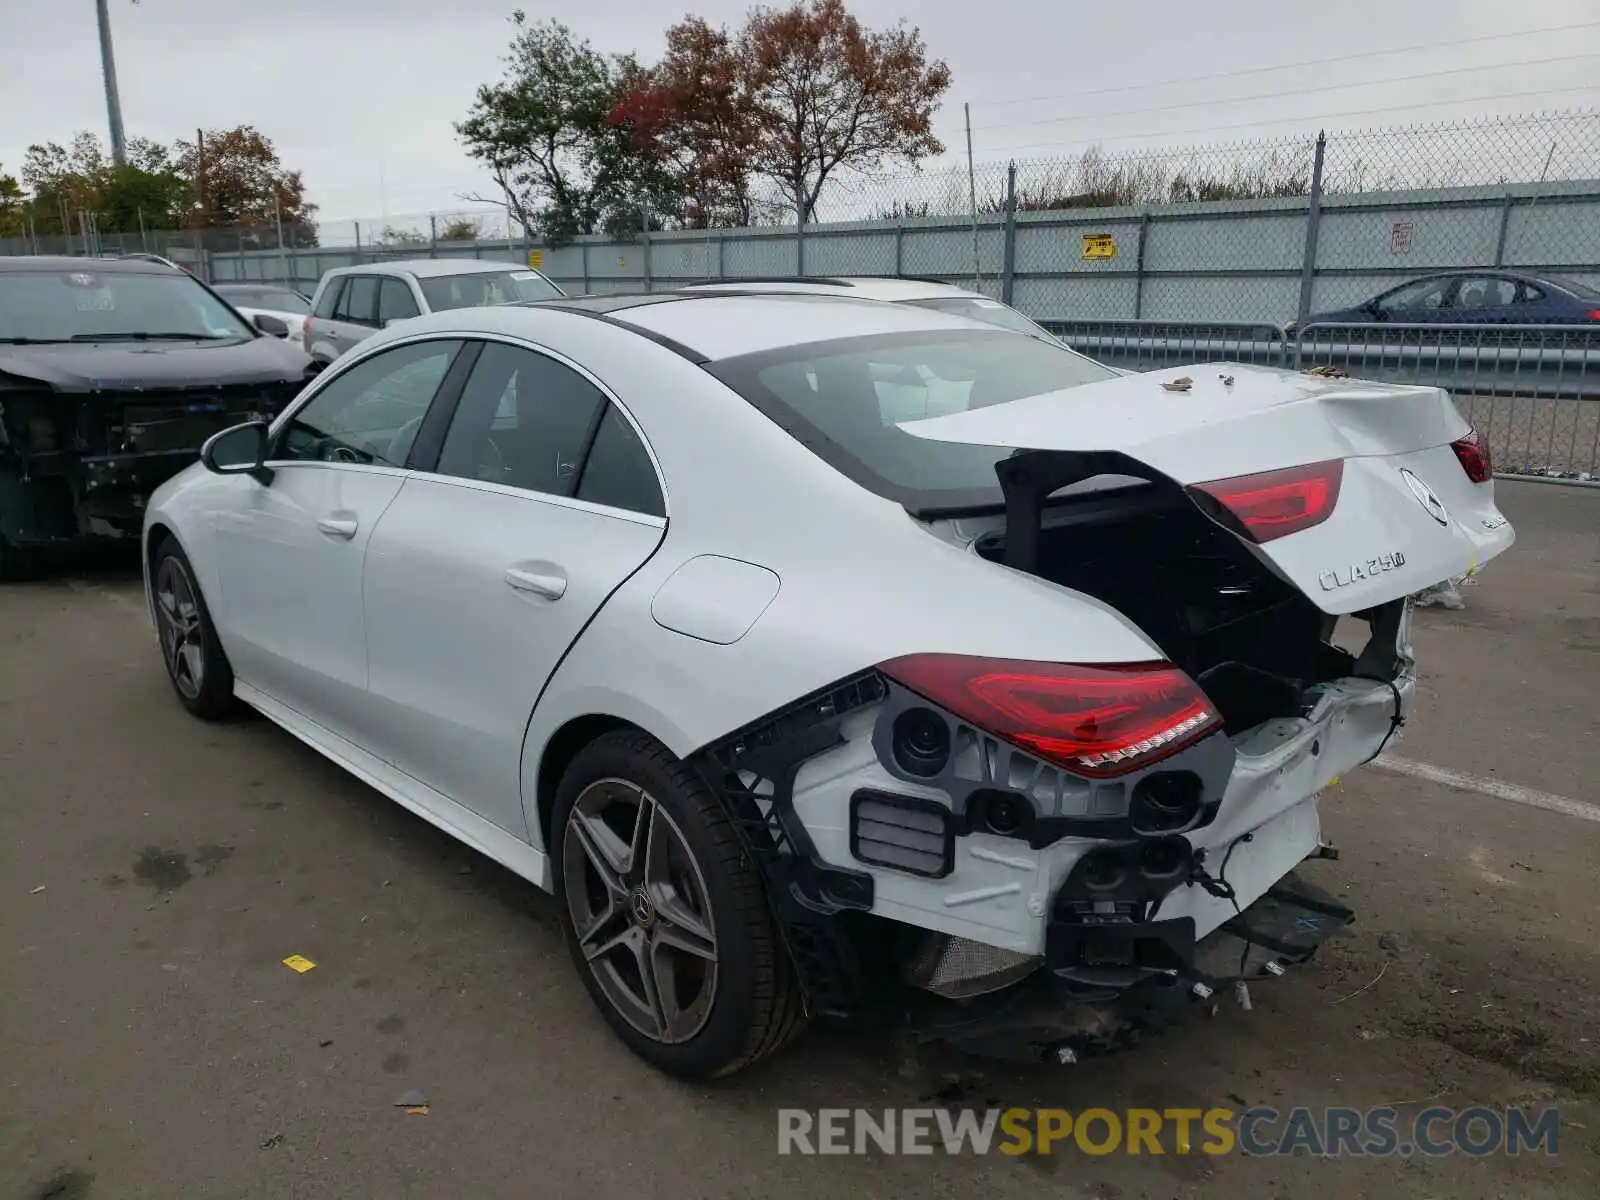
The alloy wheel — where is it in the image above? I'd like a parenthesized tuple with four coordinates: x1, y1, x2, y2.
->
(154, 557, 206, 700)
(562, 778, 720, 1044)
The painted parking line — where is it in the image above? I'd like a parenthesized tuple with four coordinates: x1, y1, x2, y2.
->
(1373, 755, 1600, 825)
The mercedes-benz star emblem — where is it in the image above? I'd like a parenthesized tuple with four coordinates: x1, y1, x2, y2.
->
(629, 889, 655, 926)
(1400, 468, 1450, 526)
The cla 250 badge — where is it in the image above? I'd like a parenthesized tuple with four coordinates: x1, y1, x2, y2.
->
(1319, 552, 1406, 591)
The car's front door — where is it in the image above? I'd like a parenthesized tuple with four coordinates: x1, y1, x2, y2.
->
(361, 339, 668, 836)
(210, 337, 467, 741)
(1373, 276, 1457, 324)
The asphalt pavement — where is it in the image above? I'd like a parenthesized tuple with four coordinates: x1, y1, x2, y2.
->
(2, 479, 1597, 1199)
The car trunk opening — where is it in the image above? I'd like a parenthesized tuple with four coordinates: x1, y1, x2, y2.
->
(961, 473, 1407, 736)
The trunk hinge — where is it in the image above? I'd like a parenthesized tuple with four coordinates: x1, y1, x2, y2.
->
(994, 449, 1165, 573)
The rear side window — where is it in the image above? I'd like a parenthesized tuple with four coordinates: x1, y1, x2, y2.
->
(575, 406, 664, 517)
(378, 277, 421, 324)
(435, 342, 604, 496)
(335, 276, 378, 325)
(708, 329, 1119, 513)
(313, 277, 345, 319)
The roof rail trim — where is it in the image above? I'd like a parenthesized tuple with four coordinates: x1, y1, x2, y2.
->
(678, 276, 855, 288)
(538, 302, 711, 364)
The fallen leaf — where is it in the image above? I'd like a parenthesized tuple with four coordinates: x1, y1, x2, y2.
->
(282, 954, 316, 974)
(1161, 376, 1193, 392)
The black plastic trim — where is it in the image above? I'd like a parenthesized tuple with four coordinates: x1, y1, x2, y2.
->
(537, 304, 711, 365)
(688, 672, 887, 1019)
(404, 340, 482, 472)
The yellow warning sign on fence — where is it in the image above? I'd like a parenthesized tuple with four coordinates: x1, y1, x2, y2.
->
(1082, 233, 1117, 260)
(527, 249, 544, 270)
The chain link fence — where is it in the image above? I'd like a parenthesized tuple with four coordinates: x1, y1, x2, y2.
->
(1, 110, 1595, 476)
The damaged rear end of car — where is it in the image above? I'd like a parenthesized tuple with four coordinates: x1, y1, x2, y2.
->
(693, 338, 1513, 1065)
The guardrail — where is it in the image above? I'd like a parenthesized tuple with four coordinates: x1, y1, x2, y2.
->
(1043, 319, 1599, 482)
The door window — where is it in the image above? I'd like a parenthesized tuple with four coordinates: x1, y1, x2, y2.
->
(378, 277, 422, 325)
(334, 276, 379, 326)
(1375, 278, 1451, 313)
(1452, 277, 1517, 310)
(435, 343, 604, 496)
(313, 277, 345, 319)
(276, 339, 463, 465)
(574, 405, 665, 517)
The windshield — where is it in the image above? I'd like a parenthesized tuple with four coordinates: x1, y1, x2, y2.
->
(0, 269, 256, 343)
(418, 269, 563, 311)
(900, 295, 1055, 340)
(708, 328, 1121, 513)
(221, 287, 311, 314)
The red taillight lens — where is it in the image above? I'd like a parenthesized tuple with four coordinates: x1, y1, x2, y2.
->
(1190, 458, 1343, 543)
(1451, 428, 1493, 483)
(1588, 309, 1600, 320)
(878, 654, 1220, 779)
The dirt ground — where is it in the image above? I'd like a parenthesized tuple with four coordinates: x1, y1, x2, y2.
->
(1, 479, 1596, 1200)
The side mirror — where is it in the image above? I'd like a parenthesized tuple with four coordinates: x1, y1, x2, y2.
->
(201, 420, 274, 484)
(254, 313, 290, 338)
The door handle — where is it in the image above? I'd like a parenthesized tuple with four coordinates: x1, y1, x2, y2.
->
(505, 566, 567, 600)
(317, 516, 358, 539)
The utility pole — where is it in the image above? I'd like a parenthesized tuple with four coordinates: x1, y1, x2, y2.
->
(96, 0, 129, 167)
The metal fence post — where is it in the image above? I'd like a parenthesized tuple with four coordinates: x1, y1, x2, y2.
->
(716, 233, 725, 279)
(429, 214, 438, 259)
(797, 213, 806, 278)
(1000, 162, 1018, 306)
(1492, 193, 1514, 266)
(581, 240, 591, 295)
(641, 202, 653, 292)
(1133, 210, 1151, 320)
(894, 222, 904, 277)
(354, 220, 363, 264)
(1295, 131, 1327, 327)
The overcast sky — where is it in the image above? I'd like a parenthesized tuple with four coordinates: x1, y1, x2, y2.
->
(3, 0, 1597, 227)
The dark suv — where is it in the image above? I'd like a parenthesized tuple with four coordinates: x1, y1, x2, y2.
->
(0, 256, 315, 577)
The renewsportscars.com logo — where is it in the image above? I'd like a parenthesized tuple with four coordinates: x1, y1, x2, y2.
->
(776, 1106, 1561, 1158)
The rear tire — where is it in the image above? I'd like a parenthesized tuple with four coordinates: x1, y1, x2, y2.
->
(0, 534, 39, 583)
(151, 537, 238, 720)
(551, 729, 806, 1080)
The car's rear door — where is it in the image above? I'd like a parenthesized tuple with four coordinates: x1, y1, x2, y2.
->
(329, 274, 380, 356)
(360, 338, 667, 837)
(1448, 275, 1520, 324)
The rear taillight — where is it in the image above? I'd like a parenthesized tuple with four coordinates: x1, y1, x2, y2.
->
(1451, 428, 1493, 483)
(878, 654, 1220, 779)
(1588, 309, 1600, 320)
(1190, 458, 1343, 543)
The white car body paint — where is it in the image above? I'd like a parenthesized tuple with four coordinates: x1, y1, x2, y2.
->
(650, 555, 782, 645)
(142, 294, 1509, 966)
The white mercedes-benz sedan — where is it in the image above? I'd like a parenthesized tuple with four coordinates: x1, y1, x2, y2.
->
(141, 291, 1513, 1079)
